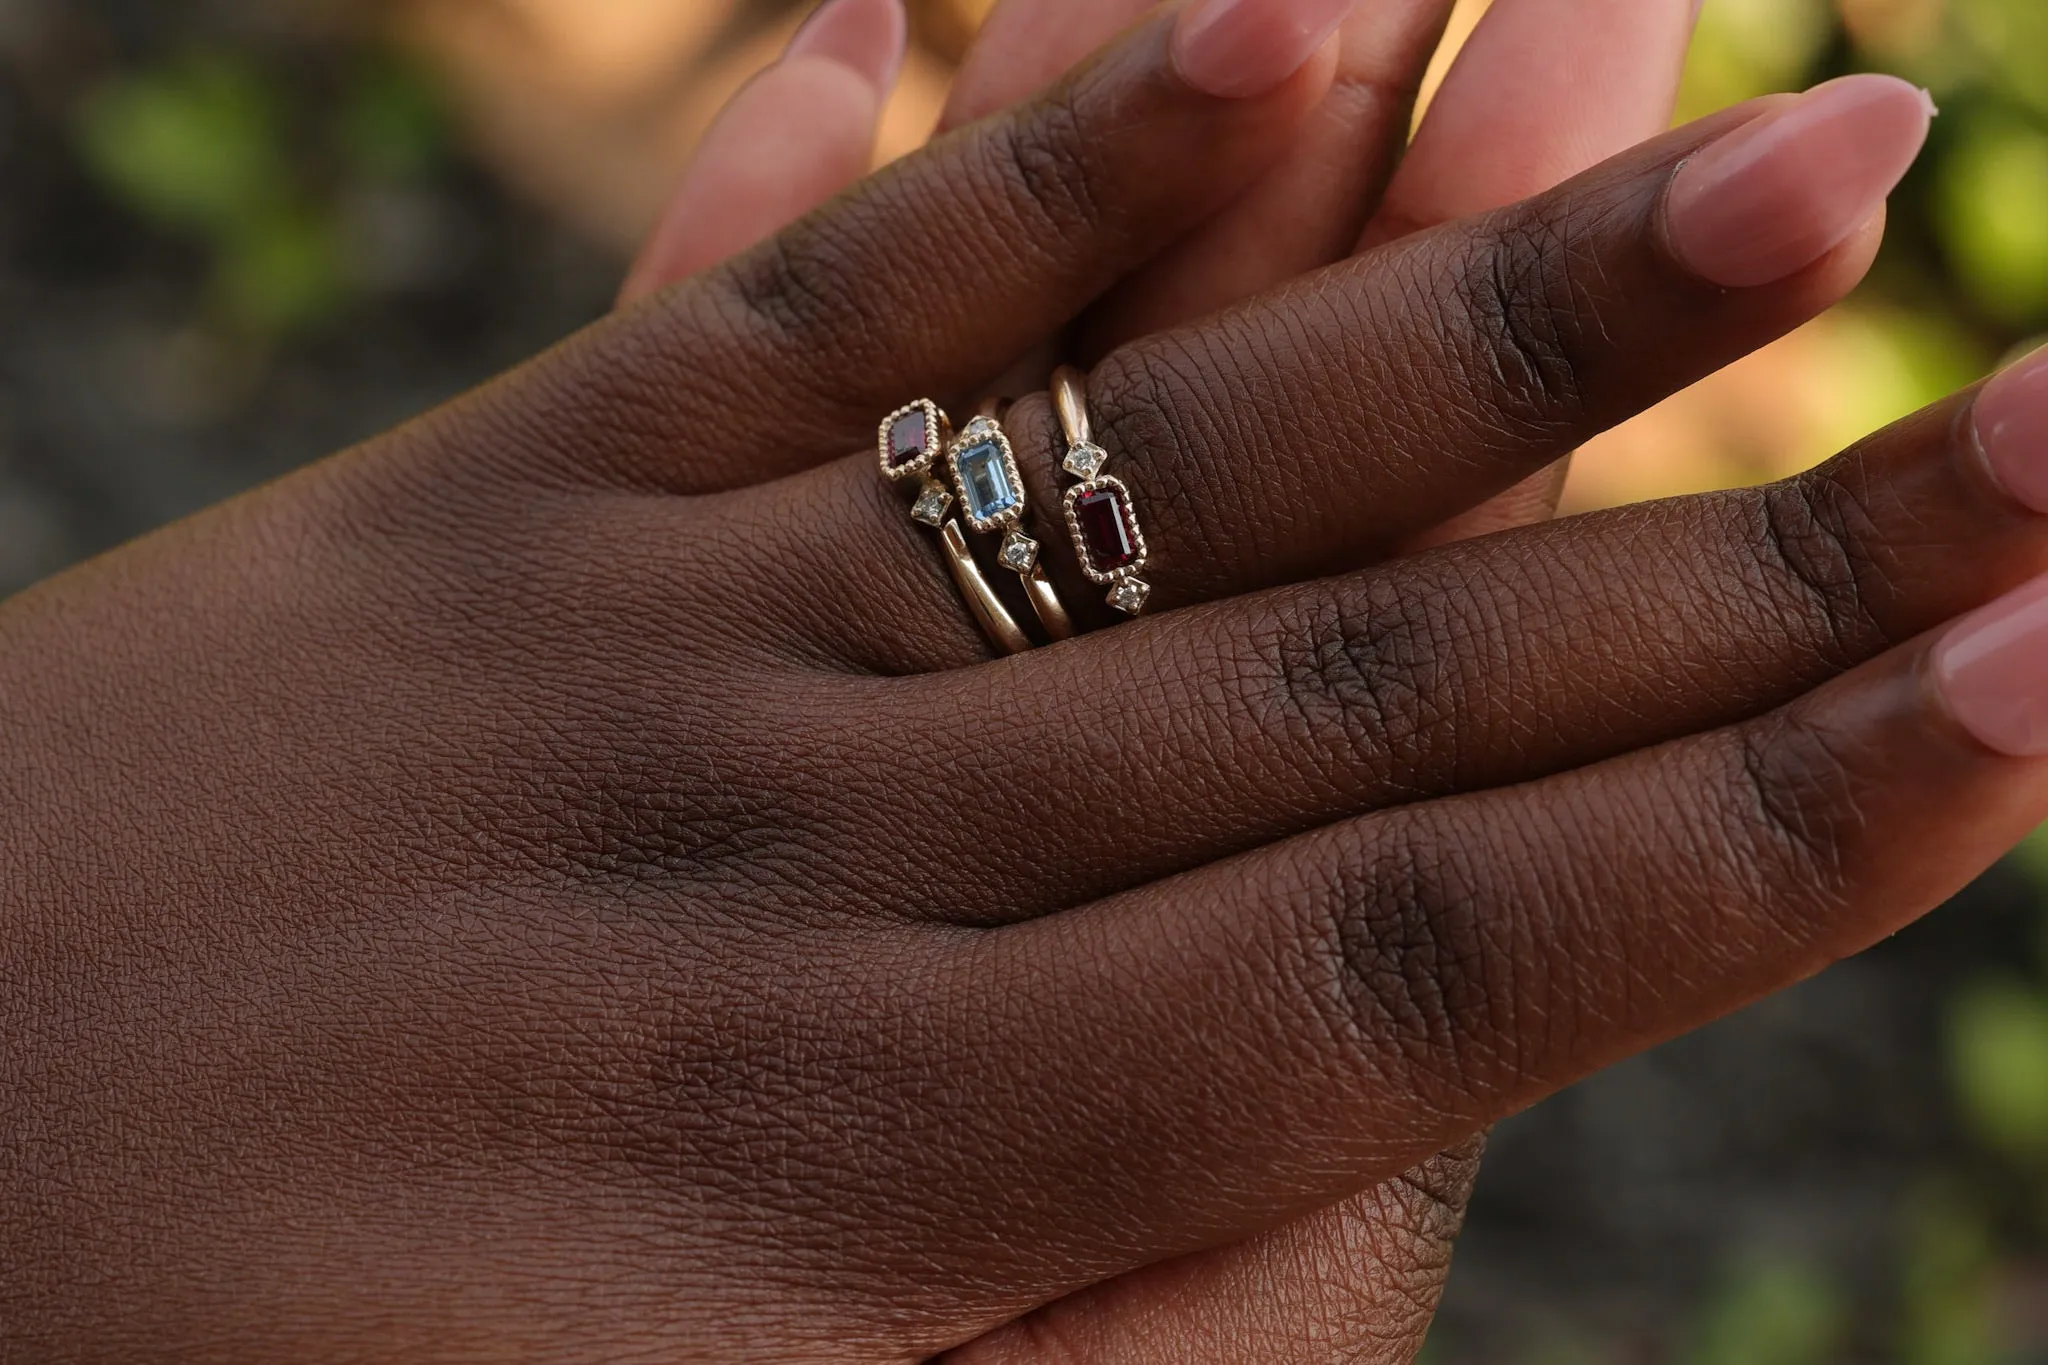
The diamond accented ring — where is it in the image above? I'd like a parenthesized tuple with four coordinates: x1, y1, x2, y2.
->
(881, 399, 1034, 656)
(1051, 367, 1152, 616)
(949, 402, 1074, 642)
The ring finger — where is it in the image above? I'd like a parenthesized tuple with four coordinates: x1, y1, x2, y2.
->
(788, 332, 2048, 926)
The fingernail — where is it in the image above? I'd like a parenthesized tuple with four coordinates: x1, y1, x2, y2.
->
(1667, 74, 1935, 289)
(1934, 575, 2048, 757)
(1976, 345, 2048, 513)
(787, 0, 908, 93)
(1171, 0, 1354, 100)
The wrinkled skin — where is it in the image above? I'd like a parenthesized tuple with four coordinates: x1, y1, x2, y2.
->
(4, 10, 2044, 1365)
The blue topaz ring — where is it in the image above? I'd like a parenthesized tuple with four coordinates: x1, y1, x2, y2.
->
(880, 399, 1034, 656)
(949, 412, 1039, 571)
(948, 405, 1075, 642)
(1051, 367, 1152, 616)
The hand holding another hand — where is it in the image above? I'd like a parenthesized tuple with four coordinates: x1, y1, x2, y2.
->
(1, 4, 2030, 1364)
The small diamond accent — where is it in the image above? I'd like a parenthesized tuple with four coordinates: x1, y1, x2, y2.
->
(1108, 577, 1151, 615)
(1000, 532, 1040, 573)
(911, 481, 953, 526)
(1064, 442, 1108, 481)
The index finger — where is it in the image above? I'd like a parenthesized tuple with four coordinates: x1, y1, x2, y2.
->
(949, 0, 1457, 352)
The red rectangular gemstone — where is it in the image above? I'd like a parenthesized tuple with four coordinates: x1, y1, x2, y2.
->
(1074, 486, 1139, 572)
(889, 412, 930, 468)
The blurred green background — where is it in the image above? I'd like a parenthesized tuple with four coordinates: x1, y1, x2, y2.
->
(10, 0, 2048, 1360)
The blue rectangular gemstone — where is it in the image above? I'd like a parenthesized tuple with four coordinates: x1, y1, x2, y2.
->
(957, 440, 1021, 521)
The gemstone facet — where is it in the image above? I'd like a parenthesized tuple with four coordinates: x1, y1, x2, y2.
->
(880, 401, 945, 482)
(889, 412, 930, 469)
(1064, 441, 1108, 481)
(956, 439, 1022, 524)
(1071, 483, 1142, 576)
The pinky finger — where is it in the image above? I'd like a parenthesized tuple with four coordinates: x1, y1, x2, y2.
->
(617, 0, 908, 306)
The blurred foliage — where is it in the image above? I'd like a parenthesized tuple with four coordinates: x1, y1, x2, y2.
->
(1897, 1186, 2003, 1365)
(1687, 1254, 1847, 1365)
(73, 47, 449, 340)
(1949, 981, 2048, 1163)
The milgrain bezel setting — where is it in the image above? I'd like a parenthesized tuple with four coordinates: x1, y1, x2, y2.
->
(880, 399, 948, 483)
(1064, 476, 1149, 583)
(946, 416, 1031, 537)
(1064, 474, 1153, 615)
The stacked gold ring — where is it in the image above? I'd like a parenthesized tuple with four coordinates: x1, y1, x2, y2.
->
(879, 399, 1034, 656)
(947, 400, 1075, 643)
(1051, 367, 1153, 616)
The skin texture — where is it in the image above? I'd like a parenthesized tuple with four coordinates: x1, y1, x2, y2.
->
(630, 11, 1710, 1352)
(2, 9, 2025, 1365)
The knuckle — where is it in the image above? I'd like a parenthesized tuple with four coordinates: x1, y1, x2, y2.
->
(718, 224, 869, 369)
(1250, 576, 1473, 790)
(1743, 475, 1892, 663)
(1307, 821, 1502, 1084)
(1724, 714, 1861, 917)
(1091, 339, 1228, 541)
(1448, 204, 1600, 436)
(979, 86, 1106, 250)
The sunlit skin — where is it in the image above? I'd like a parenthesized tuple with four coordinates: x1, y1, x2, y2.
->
(621, 7, 1698, 1346)
(9, 3, 2048, 1363)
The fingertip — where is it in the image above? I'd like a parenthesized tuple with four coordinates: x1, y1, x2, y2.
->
(787, 0, 909, 96)
(1170, 0, 1356, 101)
(1667, 74, 1933, 290)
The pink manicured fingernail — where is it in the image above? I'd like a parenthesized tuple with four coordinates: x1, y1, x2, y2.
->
(1934, 575, 2048, 756)
(787, 0, 908, 93)
(1667, 74, 1935, 288)
(1976, 346, 2048, 513)
(1171, 0, 1355, 100)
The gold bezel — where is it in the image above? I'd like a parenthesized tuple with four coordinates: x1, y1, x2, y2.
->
(947, 416, 1029, 536)
(1063, 440, 1109, 481)
(879, 399, 947, 484)
(996, 529, 1040, 575)
(1105, 574, 1152, 617)
(909, 478, 955, 527)
(1062, 475, 1149, 586)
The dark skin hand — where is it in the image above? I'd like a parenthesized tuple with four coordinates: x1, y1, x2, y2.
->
(620, 1, 1698, 1351)
(2, 10, 2041, 1363)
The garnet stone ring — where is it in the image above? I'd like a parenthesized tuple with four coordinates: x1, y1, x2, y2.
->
(1051, 367, 1152, 616)
(879, 399, 1035, 656)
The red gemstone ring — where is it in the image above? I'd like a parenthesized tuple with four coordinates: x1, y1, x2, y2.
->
(1051, 367, 1152, 617)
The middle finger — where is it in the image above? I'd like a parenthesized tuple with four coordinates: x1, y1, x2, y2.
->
(1002, 79, 1923, 621)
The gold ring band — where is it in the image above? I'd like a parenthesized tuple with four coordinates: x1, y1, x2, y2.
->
(939, 521, 1035, 656)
